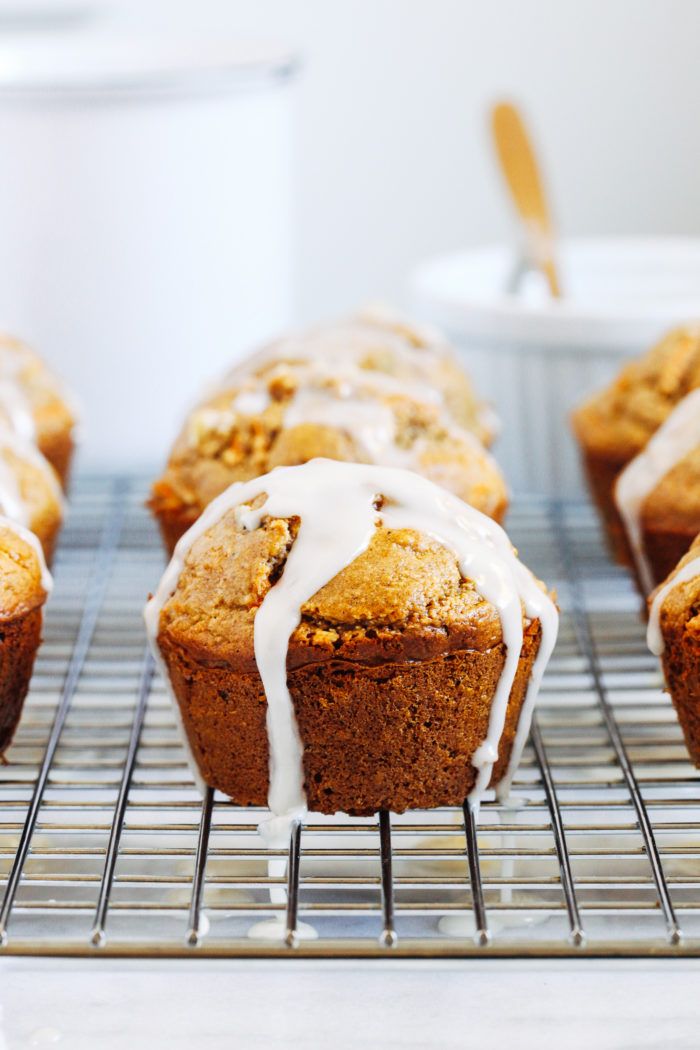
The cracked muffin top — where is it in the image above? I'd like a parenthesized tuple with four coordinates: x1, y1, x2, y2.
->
(156, 490, 540, 676)
(225, 310, 495, 444)
(150, 356, 507, 541)
(572, 326, 700, 461)
(0, 519, 51, 619)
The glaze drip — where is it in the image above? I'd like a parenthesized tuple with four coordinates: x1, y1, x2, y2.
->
(647, 555, 700, 656)
(615, 389, 700, 592)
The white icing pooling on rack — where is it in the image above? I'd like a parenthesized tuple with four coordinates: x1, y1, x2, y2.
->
(145, 460, 557, 833)
(647, 555, 700, 656)
(0, 514, 53, 595)
(615, 388, 700, 593)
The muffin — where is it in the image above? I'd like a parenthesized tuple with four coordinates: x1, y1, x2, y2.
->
(648, 535, 700, 766)
(0, 429, 64, 563)
(0, 518, 52, 756)
(146, 460, 557, 818)
(0, 334, 77, 488)
(572, 326, 700, 565)
(614, 388, 700, 592)
(150, 358, 508, 554)
(224, 310, 495, 444)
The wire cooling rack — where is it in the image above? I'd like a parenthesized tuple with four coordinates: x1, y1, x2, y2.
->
(0, 475, 698, 959)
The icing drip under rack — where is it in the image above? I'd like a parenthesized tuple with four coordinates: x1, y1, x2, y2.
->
(0, 476, 699, 959)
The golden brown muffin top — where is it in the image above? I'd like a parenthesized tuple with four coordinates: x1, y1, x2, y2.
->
(225, 312, 494, 444)
(573, 326, 700, 461)
(151, 361, 507, 524)
(158, 497, 532, 675)
(0, 335, 76, 445)
(648, 533, 700, 636)
(0, 522, 49, 618)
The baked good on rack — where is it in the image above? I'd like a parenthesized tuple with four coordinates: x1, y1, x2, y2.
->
(0, 429, 64, 562)
(0, 335, 77, 488)
(0, 518, 52, 756)
(145, 461, 557, 818)
(648, 535, 700, 766)
(149, 356, 507, 554)
(614, 388, 700, 591)
(226, 309, 496, 444)
(572, 326, 700, 568)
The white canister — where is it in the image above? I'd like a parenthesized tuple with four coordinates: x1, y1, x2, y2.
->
(0, 31, 298, 468)
(412, 238, 700, 497)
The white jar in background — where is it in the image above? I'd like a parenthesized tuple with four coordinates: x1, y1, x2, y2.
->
(412, 238, 700, 497)
(0, 30, 298, 468)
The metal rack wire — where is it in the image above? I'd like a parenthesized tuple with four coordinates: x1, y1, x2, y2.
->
(0, 475, 698, 958)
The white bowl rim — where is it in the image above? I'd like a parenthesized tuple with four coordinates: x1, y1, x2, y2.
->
(412, 235, 700, 352)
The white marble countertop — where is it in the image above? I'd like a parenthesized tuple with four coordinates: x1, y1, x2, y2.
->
(1, 958, 699, 1049)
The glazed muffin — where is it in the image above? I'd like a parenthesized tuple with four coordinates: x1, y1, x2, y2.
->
(225, 309, 495, 444)
(572, 326, 700, 565)
(0, 334, 77, 488)
(0, 429, 64, 563)
(150, 359, 508, 554)
(648, 535, 700, 766)
(0, 518, 52, 756)
(614, 388, 700, 592)
(146, 461, 557, 817)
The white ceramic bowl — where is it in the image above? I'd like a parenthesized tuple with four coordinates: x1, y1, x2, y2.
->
(412, 238, 700, 496)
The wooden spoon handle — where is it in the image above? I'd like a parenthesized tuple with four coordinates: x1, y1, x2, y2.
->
(491, 101, 561, 298)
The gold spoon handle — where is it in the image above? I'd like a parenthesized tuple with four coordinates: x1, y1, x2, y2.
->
(491, 101, 561, 298)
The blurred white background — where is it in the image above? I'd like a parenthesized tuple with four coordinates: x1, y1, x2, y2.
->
(2, 0, 700, 468)
(116, 0, 700, 321)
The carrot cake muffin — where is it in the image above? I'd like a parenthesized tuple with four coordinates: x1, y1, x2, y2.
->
(0, 334, 77, 488)
(150, 359, 508, 553)
(572, 326, 700, 567)
(0, 518, 52, 756)
(648, 535, 700, 766)
(0, 429, 64, 563)
(145, 460, 557, 818)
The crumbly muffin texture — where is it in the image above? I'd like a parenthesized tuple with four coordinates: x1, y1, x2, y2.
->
(231, 312, 493, 443)
(156, 501, 545, 814)
(150, 361, 507, 553)
(650, 535, 700, 766)
(573, 326, 700, 462)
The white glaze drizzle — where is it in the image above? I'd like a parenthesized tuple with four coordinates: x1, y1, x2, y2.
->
(0, 334, 80, 423)
(647, 555, 700, 656)
(0, 379, 36, 442)
(191, 359, 499, 488)
(0, 427, 64, 527)
(222, 320, 452, 407)
(615, 388, 700, 593)
(145, 461, 557, 834)
(0, 513, 53, 596)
